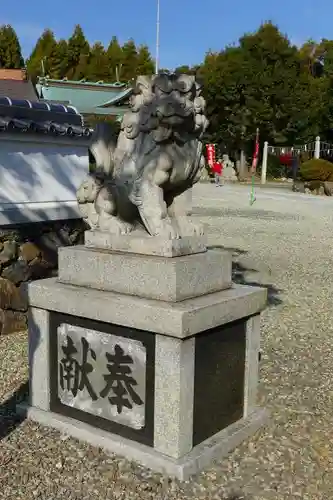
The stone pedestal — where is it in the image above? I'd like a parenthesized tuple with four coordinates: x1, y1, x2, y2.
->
(221, 154, 238, 182)
(24, 232, 267, 480)
(222, 165, 238, 182)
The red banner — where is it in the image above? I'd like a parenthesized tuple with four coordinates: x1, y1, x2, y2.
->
(206, 144, 216, 167)
(251, 129, 260, 173)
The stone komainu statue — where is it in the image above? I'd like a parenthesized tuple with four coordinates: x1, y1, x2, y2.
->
(77, 73, 209, 238)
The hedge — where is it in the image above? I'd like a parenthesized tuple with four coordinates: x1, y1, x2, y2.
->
(299, 158, 333, 182)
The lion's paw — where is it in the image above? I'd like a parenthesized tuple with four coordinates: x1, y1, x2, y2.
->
(187, 222, 204, 237)
(118, 221, 134, 235)
(154, 221, 180, 240)
(99, 215, 134, 235)
(176, 218, 204, 237)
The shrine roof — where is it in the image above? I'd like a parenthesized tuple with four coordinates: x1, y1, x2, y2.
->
(36, 76, 133, 116)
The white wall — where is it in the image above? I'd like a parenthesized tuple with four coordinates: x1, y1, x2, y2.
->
(0, 134, 90, 225)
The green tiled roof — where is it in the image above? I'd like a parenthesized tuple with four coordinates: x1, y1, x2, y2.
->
(35, 77, 132, 116)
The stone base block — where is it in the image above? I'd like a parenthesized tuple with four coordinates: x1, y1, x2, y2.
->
(85, 230, 205, 257)
(58, 246, 233, 302)
(26, 278, 266, 337)
(19, 405, 268, 480)
(26, 277, 267, 479)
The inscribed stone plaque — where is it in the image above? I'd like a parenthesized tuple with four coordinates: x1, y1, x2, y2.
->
(57, 323, 146, 430)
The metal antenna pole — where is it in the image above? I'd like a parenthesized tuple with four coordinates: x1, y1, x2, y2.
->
(155, 0, 160, 74)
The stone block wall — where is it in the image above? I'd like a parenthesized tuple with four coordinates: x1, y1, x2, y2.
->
(0, 219, 86, 335)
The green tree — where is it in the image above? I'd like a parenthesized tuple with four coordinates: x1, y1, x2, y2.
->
(310, 39, 333, 76)
(121, 39, 138, 80)
(175, 64, 202, 76)
(51, 39, 69, 79)
(85, 42, 110, 81)
(238, 23, 303, 144)
(106, 36, 123, 81)
(136, 45, 154, 76)
(298, 39, 321, 76)
(316, 70, 333, 142)
(298, 39, 333, 142)
(26, 29, 59, 80)
(200, 47, 251, 152)
(175, 65, 191, 74)
(0, 25, 24, 68)
(66, 24, 90, 79)
(201, 22, 320, 153)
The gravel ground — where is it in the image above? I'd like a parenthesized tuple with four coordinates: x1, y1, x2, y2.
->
(1, 183, 333, 500)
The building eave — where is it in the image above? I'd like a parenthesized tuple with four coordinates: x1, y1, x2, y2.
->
(79, 106, 128, 116)
(37, 76, 131, 91)
(97, 88, 133, 107)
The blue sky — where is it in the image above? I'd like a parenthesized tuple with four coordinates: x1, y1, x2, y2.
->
(2, 0, 333, 69)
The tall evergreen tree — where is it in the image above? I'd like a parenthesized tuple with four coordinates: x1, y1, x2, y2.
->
(0, 25, 24, 69)
(66, 24, 90, 79)
(74, 53, 90, 80)
(106, 36, 123, 81)
(136, 45, 154, 76)
(121, 39, 138, 80)
(85, 42, 110, 81)
(26, 29, 59, 80)
(51, 39, 69, 79)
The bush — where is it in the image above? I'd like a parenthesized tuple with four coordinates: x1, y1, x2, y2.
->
(265, 154, 284, 178)
(300, 158, 333, 181)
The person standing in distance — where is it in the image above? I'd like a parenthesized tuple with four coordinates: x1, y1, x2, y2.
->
(212, 160, 223, 186)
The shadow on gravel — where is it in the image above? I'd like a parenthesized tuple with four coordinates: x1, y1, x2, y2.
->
(209, 244, 283, 307)
(209, 245, 248, 256)
(0, 380, 28, 441)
